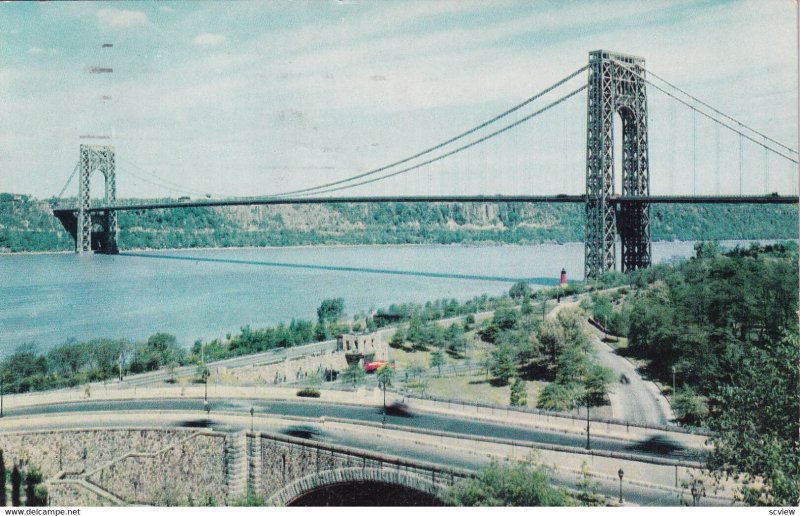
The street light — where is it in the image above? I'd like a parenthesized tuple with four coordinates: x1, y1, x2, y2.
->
(672, 365, 677, 395)
(617, 468, 624, 504)
(202, 365, 209, 403)
(250, 407, 254, 433)
(585, 404, 591, 450)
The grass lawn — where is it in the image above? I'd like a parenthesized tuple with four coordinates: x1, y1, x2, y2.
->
(388, 336, 494, 370)
(602, 335, 628, 350)
(405, 370, 544, 407)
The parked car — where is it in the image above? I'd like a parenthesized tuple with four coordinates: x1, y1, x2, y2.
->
(364, 360, 393, 373)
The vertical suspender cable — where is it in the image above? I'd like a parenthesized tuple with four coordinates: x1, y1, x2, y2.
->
(764, 136, 769, 194)
(692, 109, 697, 196)
(739, 134, 744, 195)
(715, 124, 720, 195)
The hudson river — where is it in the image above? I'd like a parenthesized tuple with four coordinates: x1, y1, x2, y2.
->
(0, 241, 761, 352)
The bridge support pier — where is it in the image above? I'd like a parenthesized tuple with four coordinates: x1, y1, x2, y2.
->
(585, 50, 650, 279)
(76, 144, 118, 254)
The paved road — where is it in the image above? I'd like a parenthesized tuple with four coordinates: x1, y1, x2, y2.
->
(0, 403, 721, 506)
(3, 397, 702, 463)
(121, 340, 339, 387)
(549, 300, 672, 426)
(592, 332, 673, 425)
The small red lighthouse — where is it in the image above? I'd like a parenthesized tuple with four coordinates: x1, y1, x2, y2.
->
(560, 268, 568, 287)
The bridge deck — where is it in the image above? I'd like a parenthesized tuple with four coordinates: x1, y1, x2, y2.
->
(53, 194, 798, 214)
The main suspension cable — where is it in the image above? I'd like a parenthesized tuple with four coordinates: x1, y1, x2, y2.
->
(611, 59, 798, 164)
(267, 65, 589, 198)
(55, 162, 80, 199)
(646, 68, 797, 155)
(290, 84, 587, 197)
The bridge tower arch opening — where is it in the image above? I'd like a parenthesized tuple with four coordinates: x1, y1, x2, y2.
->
(585, 50, 650, 279)
(77, 144, 118, 254)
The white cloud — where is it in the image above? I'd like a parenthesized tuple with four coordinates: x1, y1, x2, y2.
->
(159, 6, 175, 13)
(193, 33, 226, 47)
(96, 8, 149, 29)
(28, 47, 44, 54)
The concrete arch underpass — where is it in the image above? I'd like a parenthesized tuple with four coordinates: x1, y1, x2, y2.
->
(271, 467, 444, 506)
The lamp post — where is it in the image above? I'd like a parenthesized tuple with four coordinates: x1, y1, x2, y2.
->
(1, 373, 4, 418)
(585, 403, 591, 450)
(250, 407, 254, 433)
(617, 468, 624, 504)
(672, 365, 677, 395)
(204, 368, 208, 402)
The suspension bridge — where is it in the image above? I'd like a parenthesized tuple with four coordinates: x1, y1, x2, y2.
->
(51, 50, 798, 279)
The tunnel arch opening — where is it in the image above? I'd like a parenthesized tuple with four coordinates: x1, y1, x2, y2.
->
(269, 467, 447, 507)
(287, 480, 443, 507)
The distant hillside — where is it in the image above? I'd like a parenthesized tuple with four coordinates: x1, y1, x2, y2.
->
(0, 193, 796, 253)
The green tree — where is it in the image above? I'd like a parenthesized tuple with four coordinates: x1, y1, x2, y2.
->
(406, 316, 424, 347)
(509, 376, 527, 407)
(429, 349, 444, 375)
(0, 450, 6, 507)
(317, 298, 344, 324)
(46, 340, 85, 377)
(582, 364, 614, 407)
(10, 465, 20, 507)
(376, 363, 395, 412)
(509, 281, 531, 300)
(135, 333, 184, 372)
(442, 459, 577, 506)
(490, 345, 517, 386)
(521, 296, 533, 316)
(24, 468, 45, 507)
(492, 306, 519, 330)
(537, 382, 580, 411)
(389, 328, 405, 348)
(707, 332, 799, 506)
(340, 363, 365, 388)
(590, 293, 613, 330)
(672, 386, 708, 427)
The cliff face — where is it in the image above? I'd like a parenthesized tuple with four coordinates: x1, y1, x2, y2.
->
(0, 193, 796, 252)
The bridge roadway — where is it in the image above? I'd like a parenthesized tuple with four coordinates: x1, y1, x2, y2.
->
(53, 193, 798, 214)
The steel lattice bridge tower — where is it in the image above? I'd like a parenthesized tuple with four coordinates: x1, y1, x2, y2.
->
(54, 144, 119, 254)
(585, 50, 650, 279)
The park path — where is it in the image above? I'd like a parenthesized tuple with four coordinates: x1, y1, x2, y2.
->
(548, 299, 673, 426)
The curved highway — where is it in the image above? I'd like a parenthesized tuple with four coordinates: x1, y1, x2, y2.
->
(4, 397, 704, 463)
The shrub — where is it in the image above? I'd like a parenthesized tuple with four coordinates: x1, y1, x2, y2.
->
(296, 388, 320, 398)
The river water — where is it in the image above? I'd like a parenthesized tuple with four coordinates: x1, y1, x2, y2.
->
(0, 241, 758, 352)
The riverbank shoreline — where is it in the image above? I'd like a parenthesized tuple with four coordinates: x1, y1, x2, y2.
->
(2, 237, 790, 257)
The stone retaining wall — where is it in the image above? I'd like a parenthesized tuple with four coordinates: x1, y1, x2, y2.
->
(0, 429, 191, 478)
(86, 432, 228, 506)
(48, 480, 121, 506)
(223, 351, 348, 385)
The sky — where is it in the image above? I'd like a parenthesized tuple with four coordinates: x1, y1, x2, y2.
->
(0, 0, 797, 200)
